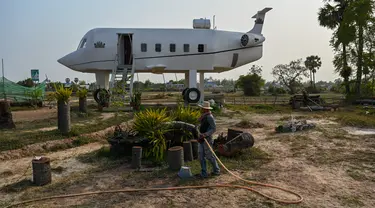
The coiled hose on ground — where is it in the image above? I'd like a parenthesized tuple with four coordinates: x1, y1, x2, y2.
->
(5, 139, 303, 208)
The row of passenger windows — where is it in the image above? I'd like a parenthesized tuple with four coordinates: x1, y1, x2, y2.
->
(140, 43, 205, 53)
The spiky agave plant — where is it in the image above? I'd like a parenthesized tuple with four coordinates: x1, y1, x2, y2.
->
(53, 84, 72, 134)
(53, 83, 72, 104)
(171, 104, 200, 125)
(133, 108, 172, 162)
(76, 88, 88, 98)
(76, 88, 88, 113)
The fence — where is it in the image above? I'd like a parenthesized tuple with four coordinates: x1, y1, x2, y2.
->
(223, 96, 345, 105)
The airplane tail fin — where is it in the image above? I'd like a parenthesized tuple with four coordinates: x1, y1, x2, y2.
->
(248, 7, 272, 34)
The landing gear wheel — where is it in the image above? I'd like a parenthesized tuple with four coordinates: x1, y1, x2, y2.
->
(184, 88, 201, 103)
(93, 88, 110, 105)
(182, 88, 188, 97)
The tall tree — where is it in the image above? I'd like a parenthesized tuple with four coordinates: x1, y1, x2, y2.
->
(346, 0, 374, 95)
(318, 0, 353, 94)
(272, 59, 310, 95)
(304, 55, 322, 88)
(364, 19, 375, 95)
(236, 65, 265, 96)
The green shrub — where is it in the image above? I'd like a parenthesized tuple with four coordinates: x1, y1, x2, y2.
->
(76, 88, 88, 98)
(171, 104, 200, 125)
(133, 108, 172, 162)
(53, 84, 72, 103)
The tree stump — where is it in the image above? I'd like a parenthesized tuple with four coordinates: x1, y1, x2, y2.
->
(58, 101, 71, 134)
(183, 141, 193, 162)
(167, 146, 184, 170)
(190, 139, 199, 159)
(0, 101, 15, 129)
(32, 157, 52, 186)
(79, 97, 87, 113)
(131, 146, 142, 169)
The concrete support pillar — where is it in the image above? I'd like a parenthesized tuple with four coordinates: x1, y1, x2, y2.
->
(95, 72, 110, 89)
(199, 72, 205, 103)
(189, 70, 197, 88)
(184, 72, 189, 89)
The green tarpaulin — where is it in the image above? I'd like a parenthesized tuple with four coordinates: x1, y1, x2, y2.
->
(0, 77, 46, 102)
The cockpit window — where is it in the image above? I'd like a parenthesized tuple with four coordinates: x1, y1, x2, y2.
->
(77, 38, 87, 50)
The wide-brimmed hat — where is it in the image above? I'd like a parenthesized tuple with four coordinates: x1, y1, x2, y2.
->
(198, 101, 213, 110)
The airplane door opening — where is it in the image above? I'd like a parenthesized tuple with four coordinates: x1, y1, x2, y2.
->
(117, 34, 133, 66)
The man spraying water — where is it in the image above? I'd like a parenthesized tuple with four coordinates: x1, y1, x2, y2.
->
(196, 101, 220, 178)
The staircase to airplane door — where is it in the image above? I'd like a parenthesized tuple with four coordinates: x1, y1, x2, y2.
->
(109, 59, 135, 107)
(109, 33, 135, 107)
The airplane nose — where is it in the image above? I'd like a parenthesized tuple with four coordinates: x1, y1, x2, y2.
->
(57, 56, 67, 66)
(57, 52, 77, 70)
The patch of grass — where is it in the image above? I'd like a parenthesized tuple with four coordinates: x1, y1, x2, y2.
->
(334, 108, 375, 128)
(226, 104, 291, 114)
(311, 148, 375, 178)
(0, 114, 130, 151)
(51, 166, 65, 173)
(10, 106, 39, 111)
(336, 195, 365, 207)
(309, 147, 348, 165)
(235, 119, 265, 128)
(218, 147, 272, 171)
(279, 115, 307, 121)
(77, 146, 132, 165)
(315, 127, 352, 141)
(72, 136, 93, 146)
(13, 118, 57, 130)
(1, 179, 33, 193)
(0, 170, 13, 177)
(346, 169, 369, 181)
(288, 135, 314, 156)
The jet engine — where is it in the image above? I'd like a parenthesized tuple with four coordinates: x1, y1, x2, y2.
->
(240, 33, 265, 47)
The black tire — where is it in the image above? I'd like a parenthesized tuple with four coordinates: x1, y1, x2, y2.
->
(184, 88, 201, 103)
(93, 88, 109, 104)
(182, 88, 188, 97)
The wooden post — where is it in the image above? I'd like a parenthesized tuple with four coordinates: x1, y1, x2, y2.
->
(32, 157, 51, 186)
(190, 139, 199, 159)
(167, 146, 184, 170)
(183, 141, 193, 162)
(131, 146, 142, 169)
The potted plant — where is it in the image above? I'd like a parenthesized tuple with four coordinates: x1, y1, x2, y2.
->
(76, 88, 88, 113)
(97, 89, 110, 111)
(131, 91, 142, 111)
(53, 84, 72, 134)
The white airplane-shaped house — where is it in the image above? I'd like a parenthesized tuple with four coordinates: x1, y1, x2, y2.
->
(58, 7, 272, 104)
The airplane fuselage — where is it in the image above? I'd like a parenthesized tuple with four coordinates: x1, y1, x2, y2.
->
(60, 28, 264, 74)
(58, 7, 272, 104)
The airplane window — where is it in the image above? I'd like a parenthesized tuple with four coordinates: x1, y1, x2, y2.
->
(77, 38, 87, 50)
(184, 44, 189, 52)
(155, 44, 161, 52)
(198, 44, 204, 52)
(170, 44, 176, 52)
(141, 43, 147, 52)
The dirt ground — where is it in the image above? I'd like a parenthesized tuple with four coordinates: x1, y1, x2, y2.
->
(1, 108, 375, 208)
(12, 108, 57, 122)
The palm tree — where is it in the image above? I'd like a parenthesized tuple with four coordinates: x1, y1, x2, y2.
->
(345, 0, 374, 95)
(304, 55, 322, 89)
(318, 0, 353, 94)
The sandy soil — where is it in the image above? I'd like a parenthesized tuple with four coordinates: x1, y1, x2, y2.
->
(12, 108, 56, 122)
(0, 122, 124, 161)
(1, 110, 375, 208)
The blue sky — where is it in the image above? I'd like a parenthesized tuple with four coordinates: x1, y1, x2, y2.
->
(0, 0, 335, 84)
